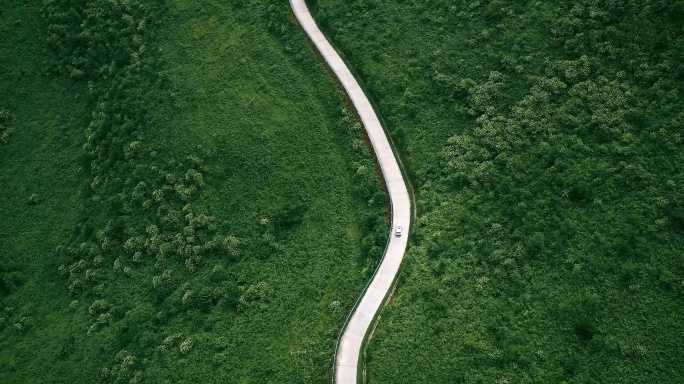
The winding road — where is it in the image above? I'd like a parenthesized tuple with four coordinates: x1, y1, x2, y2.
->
(289, 1, 412, 383)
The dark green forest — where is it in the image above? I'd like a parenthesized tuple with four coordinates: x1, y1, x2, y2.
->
(1, 0, 387, 382)
(311, 0, 684, 382)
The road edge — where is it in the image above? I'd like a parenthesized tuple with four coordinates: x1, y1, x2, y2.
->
(287, 1, 416, 383)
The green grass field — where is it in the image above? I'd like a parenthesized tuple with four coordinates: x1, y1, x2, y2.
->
(0, 0, 92, 380)
(311, 0, 684, 382)
(5, 0, 684, 382)
(0, 0, 386, 382)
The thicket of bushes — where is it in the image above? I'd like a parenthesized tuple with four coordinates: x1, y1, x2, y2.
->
(312, 0, 684, 382)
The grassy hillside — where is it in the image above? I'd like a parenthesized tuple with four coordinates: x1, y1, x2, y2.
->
(0, 0, 90, 380)
(311, 0, 684, 382)
(0, 0, 386, 382)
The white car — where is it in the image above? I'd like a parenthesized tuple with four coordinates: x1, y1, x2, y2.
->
(395, 226, 403, 237)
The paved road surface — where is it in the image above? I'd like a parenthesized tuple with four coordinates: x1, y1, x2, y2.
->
(289, 1, 412, 383)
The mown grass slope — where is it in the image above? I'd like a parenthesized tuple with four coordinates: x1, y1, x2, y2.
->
(311, 0, 684, 382)
(0, 0, 386, 382)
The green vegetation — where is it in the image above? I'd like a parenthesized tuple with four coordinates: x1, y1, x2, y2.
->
(311, 0, 684, 382)
(1, 0, 387, 382)
(0, 0, 89, 379)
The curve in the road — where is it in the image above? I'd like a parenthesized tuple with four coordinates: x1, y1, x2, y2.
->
(289, 1, 412, 383)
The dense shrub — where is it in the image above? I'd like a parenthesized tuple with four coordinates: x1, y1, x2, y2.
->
(313, 0, 684, 382)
